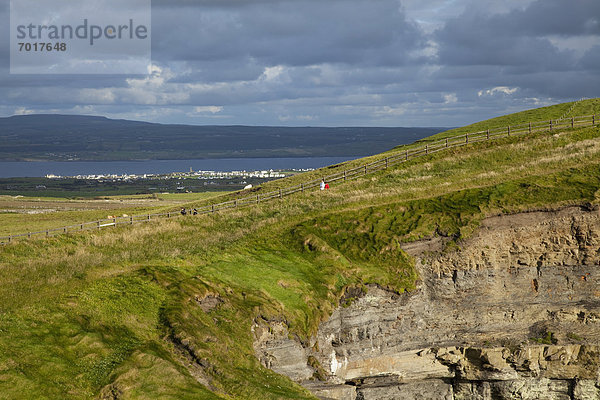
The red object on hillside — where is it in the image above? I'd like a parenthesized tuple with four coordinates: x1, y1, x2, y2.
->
(325, 183, 330, 189)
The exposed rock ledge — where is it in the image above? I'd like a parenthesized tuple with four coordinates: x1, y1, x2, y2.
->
(253, 206, 600, 399)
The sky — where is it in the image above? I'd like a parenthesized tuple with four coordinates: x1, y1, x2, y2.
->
(1, 0, 599, 127)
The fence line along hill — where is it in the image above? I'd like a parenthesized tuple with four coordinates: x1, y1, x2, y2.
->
(2, 113, 599, 245)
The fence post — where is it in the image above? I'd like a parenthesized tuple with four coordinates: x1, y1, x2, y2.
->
(343, 170, 346, 181)
(465, 134, 468, 144)
(529, 122, 532, 134)
(550, 120, 553, 131)
(147, 214, 150, 220)
(405, 150, 408, 160)
(64, 227, 67, 233)
(571, 117, 574, 128)
(593, 115, 596, 125)
(212, 205, 215, 213)
(257, 194, 260, 204)
(130, 216, 133, 224)
(385, 157, 388, 168)
(8, 236, 11, 243)
(235, 199, 238, 207)
(301, 183, 304, 192)
(97, 221, 101, 229)
(445, 138, 448, 148)
(167, 212, 170, 218)
(279, 188, 282, 199)
(426, 144, 429, 153)
(28, 232, 31, 238)
(46, 230, 49, 237)
(507, 126, 510, 136)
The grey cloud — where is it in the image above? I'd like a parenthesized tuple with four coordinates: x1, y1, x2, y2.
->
(431, 0, 600, 102)
(434, 0, 599, 39)
(0, 5, 8, 68)
(504, 0, 600, 36)
(434, 0, 600, 69)
(435, 10, 574, 69)
(152, 0, 363, 9)
(152, 0, 425, 68)
(170, 60, 265, 83)
(0, 0, 598, 127)
(511, 71, 600, 99)
(578, 45, 600, 70)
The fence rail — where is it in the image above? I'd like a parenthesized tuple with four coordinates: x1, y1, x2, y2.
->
(2, 113, 598, 245)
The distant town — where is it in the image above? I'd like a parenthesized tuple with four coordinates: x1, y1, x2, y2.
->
(0, 167, 316, 197)
(44, 168, 313, 182)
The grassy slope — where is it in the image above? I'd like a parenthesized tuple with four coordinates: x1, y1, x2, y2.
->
(1, 101, 600, 399)
(176, 98, 600, 210)
(411, 97, 600, 143)
(6, 98, 598, 236)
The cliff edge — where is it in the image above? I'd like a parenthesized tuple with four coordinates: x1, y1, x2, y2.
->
(255, 205, 600, 400)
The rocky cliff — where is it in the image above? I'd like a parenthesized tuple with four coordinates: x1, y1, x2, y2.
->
(254, 205, 600, 399)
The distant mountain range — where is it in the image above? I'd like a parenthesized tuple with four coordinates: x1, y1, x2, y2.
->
(0, 114, 448, 161)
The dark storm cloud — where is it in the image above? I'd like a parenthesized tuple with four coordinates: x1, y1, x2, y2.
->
(0, 3, 8, 66)
(435, 2, 575, 69)
(0, 0, 598, 126)
(431, 0, 600, 106)
(501, 0, 600, 36)
(152, 0, 424, 68)
(579, 45, 600, 69)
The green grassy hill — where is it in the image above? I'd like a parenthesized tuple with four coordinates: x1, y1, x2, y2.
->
(412, 97, 600, 144)
(1, 99, 599, 399)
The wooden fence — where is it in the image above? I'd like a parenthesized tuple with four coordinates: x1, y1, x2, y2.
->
(2, 113, 598, 245)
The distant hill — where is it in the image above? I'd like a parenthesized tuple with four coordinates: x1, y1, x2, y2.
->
(0, 114, 446, 161)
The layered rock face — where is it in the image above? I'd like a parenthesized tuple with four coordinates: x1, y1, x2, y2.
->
(254, 206, 600, 400)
